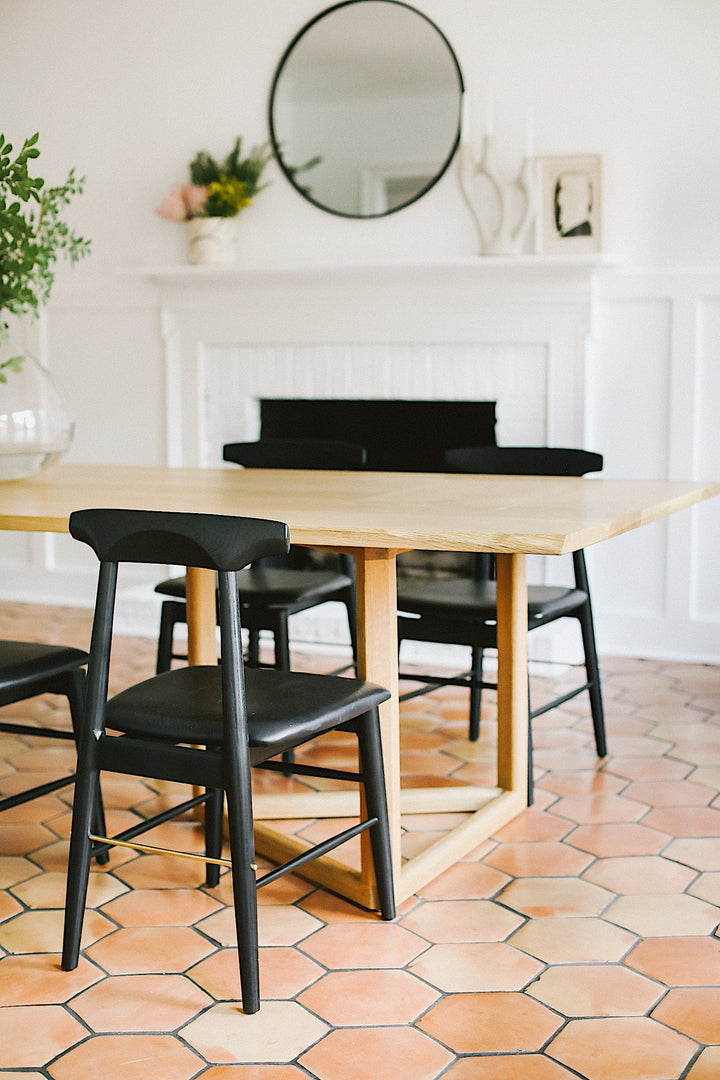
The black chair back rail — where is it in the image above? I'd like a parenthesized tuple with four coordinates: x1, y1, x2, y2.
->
(62, 507, 394, 1015)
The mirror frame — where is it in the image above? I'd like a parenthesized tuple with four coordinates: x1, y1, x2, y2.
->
(268, 0, 464, 219)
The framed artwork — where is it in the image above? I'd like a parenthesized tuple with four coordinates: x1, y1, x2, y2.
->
(535, 154, 602, 254)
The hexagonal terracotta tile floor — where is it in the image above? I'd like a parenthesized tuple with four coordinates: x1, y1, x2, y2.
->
(0, 603, 719, 1079)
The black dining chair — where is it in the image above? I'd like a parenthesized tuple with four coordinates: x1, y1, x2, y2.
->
(62, 508, 395, 1014)
(397, 446, 606, 800)
(154, 438, 364, 675)
(0, 640, 107, 857)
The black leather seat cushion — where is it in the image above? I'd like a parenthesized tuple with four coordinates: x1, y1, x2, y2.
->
(105, 666, 389, 760)
(0, 641, 88, 702)
(398, 579, 588, 623)
(156, 567, 352, 607)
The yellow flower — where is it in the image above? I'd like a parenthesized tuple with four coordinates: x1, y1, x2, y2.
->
(205, 176, 252, 217)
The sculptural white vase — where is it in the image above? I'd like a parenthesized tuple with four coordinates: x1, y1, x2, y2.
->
(0, 343, 74, 481)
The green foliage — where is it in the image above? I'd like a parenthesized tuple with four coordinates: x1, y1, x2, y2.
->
(0, 132, 91, 360)
(189, 137, 272, 200)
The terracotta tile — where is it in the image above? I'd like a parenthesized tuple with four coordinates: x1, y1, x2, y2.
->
(417, 861, 510, 899)
(440, 1055, 578, 1079)
(0, 855, 41, 890)
(499, 876, 614, 918)
(100, 885, 222, 926)
(0, 953, 102, 1005)
(0, 820, 57, 855)
(642, 805, 720, 836)
(11, 870, 128, 909)
(604, 893, 720, 937)
(485, 840, 593, 877)
(199, 903, 321, 949)
(510, 916, 637, 963)
(418, 992, 562, 1053)
(651, 986, 720, 1043)
(664, 836, 720, 871)
(0, 908, 113, 954)
(607, 756, 693, 781)
(583, 854, 698, 894)
(625, 935, 720, 984)
(565, 821, 670, 856)
(298, 968, 439, 1025)
(623, 778, 714, 806)
(400, 899, 523, 942)
(298, 888, 392, 923)
(299, 1026, 453, 1080)
(538, 770, 626, 797)
(688, 871, 720, 905)
(111, 851, 209, 889)
(85, 924, 215, 973)
(301, 920, 426, 969)
(551, 793, 647, 825)
(189, 945, 323, 1000)
(493, 810, 574, 843)
(686, 1046, 720, 1080)
(181, 1000, 329, 1061)
(548, 1016, 696, 1080)
(0, 1004, 87, 1069)
(73, 972, 212, 1031)
(409, 941, 543, 992)
(529, 962, 663, 1015)
(47, 1034, 202, 1080)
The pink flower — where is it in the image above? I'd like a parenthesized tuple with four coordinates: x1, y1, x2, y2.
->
(155, 183, 208, 221)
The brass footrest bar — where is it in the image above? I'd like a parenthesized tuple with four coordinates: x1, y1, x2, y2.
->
(88, 834, 237, 869)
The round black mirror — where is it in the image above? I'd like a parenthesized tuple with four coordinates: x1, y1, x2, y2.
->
(269, 0, 464, 218)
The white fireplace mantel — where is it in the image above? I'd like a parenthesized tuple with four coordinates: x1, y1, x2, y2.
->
(133, 255, 609, 470)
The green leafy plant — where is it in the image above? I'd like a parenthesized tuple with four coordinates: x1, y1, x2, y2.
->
(0, 132, 91, 380)
(156, 137, 273, 221)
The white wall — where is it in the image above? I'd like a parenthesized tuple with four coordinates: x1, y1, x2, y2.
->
(1, 0, 719, 660)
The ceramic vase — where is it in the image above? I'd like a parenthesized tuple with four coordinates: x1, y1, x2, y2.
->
(186, 217, 239, 265)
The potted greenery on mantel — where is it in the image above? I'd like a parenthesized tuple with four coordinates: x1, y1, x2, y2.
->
(0, 132, 90, 479)
(156, 137, 272, 265)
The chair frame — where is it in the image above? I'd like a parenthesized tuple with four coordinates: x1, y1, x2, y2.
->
(62, 508, 394, 1014)
(398, 446, 606, 800)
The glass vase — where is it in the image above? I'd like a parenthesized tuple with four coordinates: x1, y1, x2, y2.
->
(0, 344, 74, 481)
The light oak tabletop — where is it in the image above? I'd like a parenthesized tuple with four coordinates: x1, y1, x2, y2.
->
(0, 464, 716, 556)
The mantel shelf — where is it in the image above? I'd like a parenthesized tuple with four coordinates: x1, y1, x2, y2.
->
(127, 253, 614, 291)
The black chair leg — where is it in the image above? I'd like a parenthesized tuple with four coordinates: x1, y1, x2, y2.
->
(224, 774, 261, 1014)
(67, 669, 109, 865)
(579, 605, 606, 758)
(469, 645, 484, 741)
(204, 787, 224, 888)
(156, 600, 184, 674)
(61, 758, 99, 971)
(355, 709, 396, 921)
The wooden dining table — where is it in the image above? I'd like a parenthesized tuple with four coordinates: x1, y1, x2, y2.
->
(0, 463, 717, 908)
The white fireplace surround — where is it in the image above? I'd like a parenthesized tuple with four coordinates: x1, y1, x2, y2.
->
(142, 255, 603, 663)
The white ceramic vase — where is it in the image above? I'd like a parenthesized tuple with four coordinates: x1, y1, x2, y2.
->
(0, 342, 74, 481)
(186, 217, 239, 265)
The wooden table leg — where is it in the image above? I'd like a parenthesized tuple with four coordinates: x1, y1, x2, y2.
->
(495, 553, 529, 796)
(354, 548, 403, 890)
(185, 565, 218, 666)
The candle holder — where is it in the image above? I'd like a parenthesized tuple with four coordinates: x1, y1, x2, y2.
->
(458, 134, 536, 256)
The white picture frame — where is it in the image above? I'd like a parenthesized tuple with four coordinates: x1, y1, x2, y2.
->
(535, 154, 603, 254)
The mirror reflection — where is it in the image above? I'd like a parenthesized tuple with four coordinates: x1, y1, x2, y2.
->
(269, 0, 463, 218)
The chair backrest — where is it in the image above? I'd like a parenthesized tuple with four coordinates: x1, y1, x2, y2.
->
(223, 438, 366, 471)
(70, 508, 289, 570)
(71, 509, 290, 742)
(443, 447, 602, 583)
(445, 446, 603, 477)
